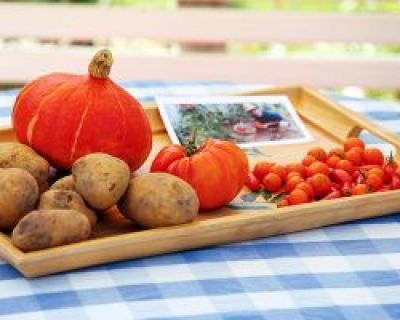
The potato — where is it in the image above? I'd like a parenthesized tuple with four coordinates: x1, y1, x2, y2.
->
(0, 168, 39, 230)
(119, 173, 199, 229)
(72, 153, 130, 210)
(39, 190, 97, 227)
(12, 209, 91, 252)
(39, 181, 49, 193)
(0, 142, 50, 187)
(50, 175, 75, 191)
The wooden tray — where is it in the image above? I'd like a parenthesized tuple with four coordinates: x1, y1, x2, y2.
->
(1, 85, 400, 278)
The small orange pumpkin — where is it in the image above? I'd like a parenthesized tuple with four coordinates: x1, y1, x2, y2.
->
(150, 132, 249, 210)
(12, 49, 152, 170)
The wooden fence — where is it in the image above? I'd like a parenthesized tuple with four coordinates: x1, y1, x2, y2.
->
(0, 3, 399, 88)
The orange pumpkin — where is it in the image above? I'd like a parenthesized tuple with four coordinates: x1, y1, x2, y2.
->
(12, 49, 152, 170)
(150, 134, 249, 210)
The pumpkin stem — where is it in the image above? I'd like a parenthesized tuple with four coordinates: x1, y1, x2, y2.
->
(185, 128, 198, 156)
(88, 49, 114, 79)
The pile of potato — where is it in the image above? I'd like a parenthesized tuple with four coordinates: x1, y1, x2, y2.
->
(0, 143, 199, 252)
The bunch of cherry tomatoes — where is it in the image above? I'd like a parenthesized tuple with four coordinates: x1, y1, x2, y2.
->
(245, 137, 400, 207)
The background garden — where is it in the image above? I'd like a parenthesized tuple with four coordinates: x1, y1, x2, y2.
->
(0, 0, 399, 100)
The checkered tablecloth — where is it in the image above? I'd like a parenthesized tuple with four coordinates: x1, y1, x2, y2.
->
(1, 81, 400, 320)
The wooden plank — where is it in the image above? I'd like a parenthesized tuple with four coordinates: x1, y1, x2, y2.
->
(2, 85, 400, 277)
(0, 233, 23, 267)
(0, 50, 399, 89)
(0, 3, 399, 44)
(16, 191, 400, 277)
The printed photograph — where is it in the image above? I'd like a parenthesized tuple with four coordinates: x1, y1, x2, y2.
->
(157, 96, 313, 147)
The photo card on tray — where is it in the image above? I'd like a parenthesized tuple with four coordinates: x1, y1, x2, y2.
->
(157, 95, 313, 148)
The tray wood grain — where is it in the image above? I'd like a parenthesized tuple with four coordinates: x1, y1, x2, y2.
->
(1, 85, 400, 277)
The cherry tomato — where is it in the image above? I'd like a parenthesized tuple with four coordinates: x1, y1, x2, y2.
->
(383, 159, 397, 184)
(287, 189, 309, 205)
(352, 170, 363, 183)
(366, 173, 384, 191)
(345, 147, 364, 166)
(331, 182, 342, 191)
(352, 184, 369, 195)
(286, 163, 306, 178)
(364, 148, 384, 166)
(328, 147, 345, 159)
(359, 165, 381, 171)
(386, 152, 398, 167)
(341, 181, 353, 196)
(331, 169, 352, 186)
(395, 167, 400, 177)
(383, 171, 393, 185)
(309, 174, 332, 197)
(245, 172, 261, 192)
(308, 161, 330, 176)
(287, 171, 303, 181)
(262, 172, 282, 193)
(366, 167, 384, 180)
(286, 175, 305, 193)
(322, 189, 342, 200)
(391, 175, 400, 190)
(269, 164, 288, 181)
(253, 161, 275, 180)
(326, 155, 341, 168)
(344, 137, 365, 151)
(302, 155, 316, 167)
(336, 159, 354, 174)
(277, 199, 289, 207)
(295, 182, 315, 199)
(307, 147, 327, 162)
(352, 170, 358, 181)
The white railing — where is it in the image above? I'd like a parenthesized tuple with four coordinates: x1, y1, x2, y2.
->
(0, 3, 399, 88)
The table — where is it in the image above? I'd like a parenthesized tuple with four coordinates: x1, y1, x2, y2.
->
(1, 81, 400, 320)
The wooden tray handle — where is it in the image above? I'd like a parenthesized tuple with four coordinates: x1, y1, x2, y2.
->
(301, 87, 400, 155)
(350, 122, 400, 150)
(346, 112, 400, 161)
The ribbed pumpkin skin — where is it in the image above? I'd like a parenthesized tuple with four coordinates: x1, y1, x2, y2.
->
(12, 73, 152, 170)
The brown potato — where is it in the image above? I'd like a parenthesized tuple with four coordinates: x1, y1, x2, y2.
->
(39, 190, 97, 227)
(119, 173, 199, 229)
(50, 175, 75, 191)
(12, 209, 91, 252)
(39, 181, 49, 193)
(0, 168, 39, 230)
(0, 142, 50, 187)
(72, 153, 130, 210)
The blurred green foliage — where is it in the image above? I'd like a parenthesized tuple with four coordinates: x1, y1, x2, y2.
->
(231, 0, 400, 12)
(2, 0, 97, 3)
(6, 0, 400, 12)
(108, 0, 400, 12)
(101, 0, 174, 7)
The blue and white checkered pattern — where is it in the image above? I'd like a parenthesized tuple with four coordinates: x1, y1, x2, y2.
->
(1, 81, 400, 320)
